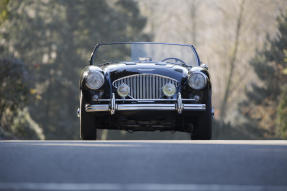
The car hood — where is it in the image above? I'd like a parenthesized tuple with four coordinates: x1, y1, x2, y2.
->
(103, 62, 189, 82)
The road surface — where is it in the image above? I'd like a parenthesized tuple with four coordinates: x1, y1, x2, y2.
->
(0, 140, 287, 191)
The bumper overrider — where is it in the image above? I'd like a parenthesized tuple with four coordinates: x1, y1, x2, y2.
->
(85, 93, 206, 115)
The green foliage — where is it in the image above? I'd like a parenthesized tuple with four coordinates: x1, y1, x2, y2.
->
(1, 0, 150, 139)
(276, 87, 287, 139)
(0, 58, 29, 115)
(0, 0, 9, 25)
(0, 58, 43, 139)
(239, 10, 287, 138)
(9, 108, 45, 140)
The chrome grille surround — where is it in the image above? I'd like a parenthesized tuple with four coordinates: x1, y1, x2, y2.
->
(112, 74, 179, 99)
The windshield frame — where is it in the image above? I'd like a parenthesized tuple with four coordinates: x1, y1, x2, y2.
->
(90, 42, 201, 66)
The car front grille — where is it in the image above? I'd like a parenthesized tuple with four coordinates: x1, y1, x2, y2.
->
(112, 74, 179, 99)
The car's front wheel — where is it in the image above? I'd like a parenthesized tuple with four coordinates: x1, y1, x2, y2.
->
(191, 92, 212, 140)
(80, 92, 98, 140)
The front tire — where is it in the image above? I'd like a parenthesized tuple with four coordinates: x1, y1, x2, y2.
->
(191, 92, 212, 140)
(80, 92, 97, 140)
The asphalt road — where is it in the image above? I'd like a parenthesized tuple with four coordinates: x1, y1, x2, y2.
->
(0, 140, 287, 191)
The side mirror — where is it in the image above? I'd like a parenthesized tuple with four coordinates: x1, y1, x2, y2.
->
(200, 63, 208, 70)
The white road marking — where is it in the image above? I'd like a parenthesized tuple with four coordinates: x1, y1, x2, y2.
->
(1, 140, 287, 146)
(27, 143, 138, 147)
(0, 183, 286, 191)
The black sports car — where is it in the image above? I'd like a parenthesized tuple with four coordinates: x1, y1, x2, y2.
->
(79, 42, 213, 140)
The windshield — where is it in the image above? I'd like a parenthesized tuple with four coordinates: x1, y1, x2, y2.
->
(91, 42, 199, 67)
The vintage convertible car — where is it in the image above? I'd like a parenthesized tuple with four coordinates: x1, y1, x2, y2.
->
(79, 42, 212, 140)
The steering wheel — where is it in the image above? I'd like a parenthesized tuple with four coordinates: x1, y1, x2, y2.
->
(161, 57, 187, 66)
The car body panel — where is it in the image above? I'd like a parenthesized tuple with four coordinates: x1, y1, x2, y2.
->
(80, 42, 212, 133)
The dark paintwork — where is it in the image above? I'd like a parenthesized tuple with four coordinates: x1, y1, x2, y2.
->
(80, 42, 211, 132)
(104, 63, 189, 82)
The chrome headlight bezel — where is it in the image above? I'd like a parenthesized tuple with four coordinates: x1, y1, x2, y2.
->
(188, 71, 207, 90)
(85, 66, 105, 90)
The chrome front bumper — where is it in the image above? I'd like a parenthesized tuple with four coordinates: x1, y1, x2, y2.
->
(85, 93, 206, 115)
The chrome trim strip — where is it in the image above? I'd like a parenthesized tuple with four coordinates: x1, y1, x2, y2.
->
(86, 92, 204, 114)
(92, 98, 196, 102)
(85, 104, 206, 112)
(113, 73, 178, 85)
(85, 104, 109, 112)
(110, 93, 115, 115)
(133, 76, 136, 99)
(136, 76, 140, 97)
(77, 108, 80, 118)
(177, 93, 183, 114)
(184, 104, 206, 110)
(153, 75, 155, 99)
(117, 104, 175, 111)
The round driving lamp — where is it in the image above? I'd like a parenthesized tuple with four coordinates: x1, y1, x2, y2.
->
(85, 70, 105, 90)
(162, 83, 176, 97)
(117, 83, 130, 98)
(188, 72, 207, 90)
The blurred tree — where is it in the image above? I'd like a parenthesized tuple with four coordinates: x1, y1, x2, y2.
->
(0, 58, 29, 123)
(1, 0, 149, 139)
(0, 0, 43, 139)
(139, 0, 287, 125)
(219, 0, 245, 121)
(276, 46, 287, 139)
(0, 58, 44, 139)
(239, 11, 287, 138)
(277, 87, 287, 139)
(189, 0, 199, 45)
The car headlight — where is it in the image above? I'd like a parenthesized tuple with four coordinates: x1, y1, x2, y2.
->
(117, 83, 130, 97)
(85, 69, 104, 90)
(162, 83, 176, 97)
(188, 72, 207, 90)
